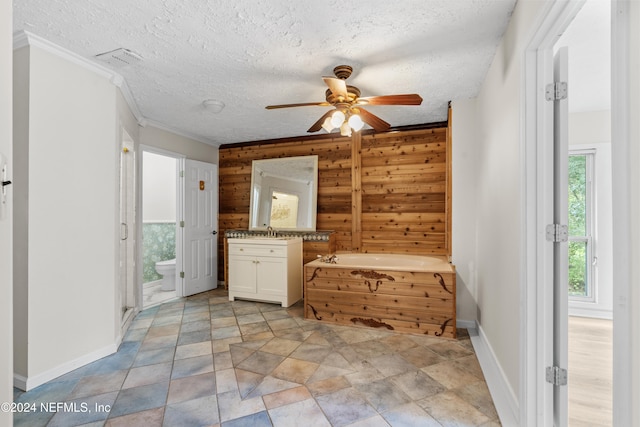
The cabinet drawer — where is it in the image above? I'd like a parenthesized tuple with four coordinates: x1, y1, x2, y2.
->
(228, 244, 287, 257)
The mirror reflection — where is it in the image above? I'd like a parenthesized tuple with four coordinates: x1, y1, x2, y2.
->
(249, 155, 318, 231)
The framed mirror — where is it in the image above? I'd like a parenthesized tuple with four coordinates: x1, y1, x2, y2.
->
(249, 155, 318, 231)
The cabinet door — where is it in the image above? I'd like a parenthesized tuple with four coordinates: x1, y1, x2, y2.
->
(229, 256, 257, 294)
(256, 257, 286, 296)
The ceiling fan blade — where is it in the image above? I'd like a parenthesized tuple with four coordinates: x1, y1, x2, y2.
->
(307, 109, 335, 133)
(266, 102, 330, 109)
(357, 107, 390, 132)
(357, 94, 423, 106)
(322, 76, 348, 99)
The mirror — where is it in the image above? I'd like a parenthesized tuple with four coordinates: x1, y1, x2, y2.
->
(249, 155, 318, 231)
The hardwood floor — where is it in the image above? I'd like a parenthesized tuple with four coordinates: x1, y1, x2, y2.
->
(568, 316, 612, 426)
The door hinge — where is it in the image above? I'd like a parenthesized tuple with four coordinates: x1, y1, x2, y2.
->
(545, 82, 568, 101)
(546, 224, 568, 242)
(180, 271, 185, 279)
(546, 366, 568, 386)
(179, 170, 184, 178)
(180, 220, 185, 228)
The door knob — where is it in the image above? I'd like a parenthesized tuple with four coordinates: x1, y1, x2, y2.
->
(211, 230, 218, 235)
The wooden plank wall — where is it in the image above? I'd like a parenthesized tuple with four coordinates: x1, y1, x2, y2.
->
(218, 121, 451, 281)
(360, 128, 449, 254)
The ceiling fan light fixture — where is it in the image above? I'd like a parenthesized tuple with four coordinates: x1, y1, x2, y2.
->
(348, 114, 364, 131)
(330, 110, 345, 128)
(321, 117, 334, 133)
(340, 121, 352, 137)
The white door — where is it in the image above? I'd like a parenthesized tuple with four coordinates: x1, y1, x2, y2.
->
(552, 46, 570, 426)
(183, 159, 218, 296)
(119, 132, 136, 325)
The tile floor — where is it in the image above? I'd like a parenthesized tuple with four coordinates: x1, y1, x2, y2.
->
(13, 288, 500, 427)
(143, 280, 177, 307)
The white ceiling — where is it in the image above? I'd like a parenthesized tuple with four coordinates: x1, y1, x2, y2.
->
(13, 1, 519, 145)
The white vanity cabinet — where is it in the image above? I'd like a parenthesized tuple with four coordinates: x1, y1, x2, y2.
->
(227, 237, 303, 307)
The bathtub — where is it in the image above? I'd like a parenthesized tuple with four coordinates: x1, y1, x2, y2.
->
(316, 253, 454, 272)
(304, 253, 457, 338)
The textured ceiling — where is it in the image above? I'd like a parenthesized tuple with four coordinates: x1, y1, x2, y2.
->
(13, 0, 517, 146)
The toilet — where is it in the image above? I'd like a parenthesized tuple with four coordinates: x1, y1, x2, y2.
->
(155, 259, 176, 291)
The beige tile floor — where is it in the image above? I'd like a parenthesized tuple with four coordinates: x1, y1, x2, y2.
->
(14, 288, 500, 426)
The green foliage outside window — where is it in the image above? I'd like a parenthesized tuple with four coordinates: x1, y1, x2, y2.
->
(568, 155, 587, 296)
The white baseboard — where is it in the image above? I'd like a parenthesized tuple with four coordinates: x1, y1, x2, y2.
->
(568, 306, 613, 320)
(469, 322, 520, 427)
(14, 342, 118, 391)
(456, 319, 476, 329)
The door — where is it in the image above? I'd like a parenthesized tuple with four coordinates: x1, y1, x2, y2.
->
(119, 132, 136, 324)
(552, 46, 570, 426)
(183, 159, 218, 296)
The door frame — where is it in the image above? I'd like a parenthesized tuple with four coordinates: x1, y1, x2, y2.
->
(522, 0, 631, 425)
(137, 144, 186, 307)
(522, 4, 584, 424)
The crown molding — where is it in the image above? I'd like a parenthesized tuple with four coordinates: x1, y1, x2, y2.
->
(14, 30, 114, 80)
(13, 30, 145, 126)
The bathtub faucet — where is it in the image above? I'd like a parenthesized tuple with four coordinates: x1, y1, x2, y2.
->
(317, 254, 338, 264)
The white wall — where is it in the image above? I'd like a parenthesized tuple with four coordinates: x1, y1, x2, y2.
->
(12, 44, 29, 384)
(451, 98, 479, 324)
(568, 110, 613, 319)
(0, 0, 13, 422)
(10, 33, 218, 390)
(140, 125, 218, 164)
(13, 42, 119, 389)
(143, 152, 176, 222)
(452, 0, 551, 411)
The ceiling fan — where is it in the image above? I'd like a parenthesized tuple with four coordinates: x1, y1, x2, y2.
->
(265, 65, 423, 136)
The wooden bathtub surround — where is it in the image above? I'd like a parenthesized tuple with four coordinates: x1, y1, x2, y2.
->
(304, 259, 457, 338)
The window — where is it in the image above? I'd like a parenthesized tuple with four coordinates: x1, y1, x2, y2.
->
(568, 150, 596, 301)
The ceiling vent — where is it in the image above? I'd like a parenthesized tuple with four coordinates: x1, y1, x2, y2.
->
(95, 48, 142, 68)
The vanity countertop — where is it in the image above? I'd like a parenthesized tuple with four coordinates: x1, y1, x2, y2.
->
(227, 236, 301, 245)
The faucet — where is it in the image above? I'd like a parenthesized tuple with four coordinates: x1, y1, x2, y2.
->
(317, 254, 338, 264)
(266, 226, 276, 238)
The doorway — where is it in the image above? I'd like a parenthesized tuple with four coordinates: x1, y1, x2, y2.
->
(555, 1, 613, 425)
(522, 0, 624, 425)
(140, 148, 183, 308)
